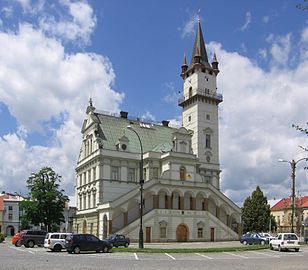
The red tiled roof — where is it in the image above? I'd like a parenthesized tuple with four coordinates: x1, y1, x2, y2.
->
(271, 196, 308, 210)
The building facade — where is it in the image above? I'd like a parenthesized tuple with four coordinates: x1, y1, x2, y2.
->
(73, 21, 241, 242)
(271, 196, 308, 237)
(0, 192, 23, 236)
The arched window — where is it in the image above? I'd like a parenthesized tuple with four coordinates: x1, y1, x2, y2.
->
(189, 87, 193, 98)
(180, 166, 186, 180)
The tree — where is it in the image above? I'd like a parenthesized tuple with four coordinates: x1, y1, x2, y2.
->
(21, 167, 69, 232)
(242, 186, 276, 233)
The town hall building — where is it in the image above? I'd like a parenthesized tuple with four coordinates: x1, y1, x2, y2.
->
(73, 20, 241, 242)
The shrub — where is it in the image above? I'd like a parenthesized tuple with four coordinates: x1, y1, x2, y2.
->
(0, 233, 5, 243)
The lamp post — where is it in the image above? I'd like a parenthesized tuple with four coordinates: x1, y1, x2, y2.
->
(278, 157, 308, 233)
(127, 125, 144, 249)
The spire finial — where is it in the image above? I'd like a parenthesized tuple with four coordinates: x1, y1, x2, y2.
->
(89, 97, 93, 107)
(183, 53, 187, 65)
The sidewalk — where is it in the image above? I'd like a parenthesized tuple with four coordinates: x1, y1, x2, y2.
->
(129, 241, 243, 249)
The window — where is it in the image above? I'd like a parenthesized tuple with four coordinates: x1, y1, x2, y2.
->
(198, 228, 203, 238)
(160, 227, 166, 238)
(93, 167, 96, 181)
(205, 134, 211, 148)
(88, 194, 91, 208)
(8, 213, 13, 220)
(206, 114, 210, 120)
(180, 166, 186, 180)
(93, 192, 96, 207)
(153, 167, 159, 179)
(83, 195, 86, 209)
(8, 206, 13, 211)
(90, 223, 94, 234)
(189, 87, 192, 98)
(188, 115, 191, 122)
(143, 168, 146, 181)
(83, 172, 86, 185)
(88, 170, 91, 183)
(128, 168, 136, 182)
(111, 166, 120, 180)
(79, 196, 82, 210)
(51, 234, 60, 239)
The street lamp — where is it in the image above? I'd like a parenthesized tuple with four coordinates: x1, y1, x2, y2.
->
(278, 157, 308, 233)
(127, 125, 144, 249)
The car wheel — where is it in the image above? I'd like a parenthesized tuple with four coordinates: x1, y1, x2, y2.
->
(124, 242, 129, 248)
(27, 241, 35, 248)
(73, 246, 81, 254)
(15, 240, 21, 247)
(295, 248, 299, 252)
(102, 246, 108, 253)
(53, 244, 62, 252)
(243, 241, 247, 245)
(260, 240, 265, 245)
(270, 244, 273, 250)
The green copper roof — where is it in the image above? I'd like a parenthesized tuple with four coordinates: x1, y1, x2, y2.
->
(96, 113, 175, 154)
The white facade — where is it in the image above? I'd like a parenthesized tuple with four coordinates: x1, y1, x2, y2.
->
(73, 21, 241, 242)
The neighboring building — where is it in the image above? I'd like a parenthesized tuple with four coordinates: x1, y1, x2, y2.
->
(60, 203, 77, 233)
(73, 20, 241, 242)
(0, 192, 24, 236)
(271, 196, 308, 237)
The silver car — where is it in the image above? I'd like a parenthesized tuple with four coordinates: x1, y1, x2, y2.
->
(44, 232, 72, 252)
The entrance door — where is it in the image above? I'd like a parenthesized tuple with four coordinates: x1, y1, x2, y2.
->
(176, 224, 188, 242)
(210, 227, 215, 242)
(145, 227, 151, 243)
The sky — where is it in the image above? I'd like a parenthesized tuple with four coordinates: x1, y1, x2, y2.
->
(0, 0, 308, 207)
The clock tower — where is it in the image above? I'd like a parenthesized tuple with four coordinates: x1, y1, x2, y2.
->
(179, 19, 222, 189)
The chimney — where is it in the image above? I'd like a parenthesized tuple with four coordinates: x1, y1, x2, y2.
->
(120, 111, 128, 119)
(162, 120, 169, 127)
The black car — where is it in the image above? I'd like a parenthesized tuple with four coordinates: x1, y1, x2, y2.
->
(65, 234, 112, 254)
(105, 234, 130, 247)
(19, 230, 48, 248)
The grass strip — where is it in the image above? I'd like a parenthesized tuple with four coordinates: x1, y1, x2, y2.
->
(113, 245, 269, 253)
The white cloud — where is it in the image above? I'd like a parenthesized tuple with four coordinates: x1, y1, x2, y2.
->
(39, 0, 96, 45)
(15, 0, 45, 14)
(301, 27, 308, 43)
(0, 22, 123, 199)
(180, 14, 197, 39)
(241, 11, 252, 31)
(163, 82, 180, 104)
(2, 5, 13, 18)
(258, 48, 267, 59)
(262, 16, 270, 24)
(207, 42, 308, 205)
(266, 33, 291, 67)
(141, 111, 156, 122)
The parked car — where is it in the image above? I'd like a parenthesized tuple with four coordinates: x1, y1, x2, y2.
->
(259, 232, 276, 241)
(240, 233, 269, 245)
(12, 232, 21, 247)
(19, 230, 48, 248)
(105, 234, 130, 248)
(44, 232, 72, 252)
(269, 233, 300, 252)
(65, 234, 112, 254)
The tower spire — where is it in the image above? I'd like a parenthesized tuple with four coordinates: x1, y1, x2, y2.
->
(190, 18, 210, 67)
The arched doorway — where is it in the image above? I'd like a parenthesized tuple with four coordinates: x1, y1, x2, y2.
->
(6, 225, 15, 236)
(176, 224, 188, 242)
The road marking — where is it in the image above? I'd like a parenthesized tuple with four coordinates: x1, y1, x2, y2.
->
(248, 251, 280, 258)
(134, 253, 139, 260)
(195, 253, 214, 259)
(223, 252, 248, 259)
(165, 253, 176, 260)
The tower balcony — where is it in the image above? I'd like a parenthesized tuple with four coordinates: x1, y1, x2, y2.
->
(178, 89, 223, 106)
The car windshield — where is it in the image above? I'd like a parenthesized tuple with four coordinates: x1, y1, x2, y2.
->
(106, 235, 115, 240)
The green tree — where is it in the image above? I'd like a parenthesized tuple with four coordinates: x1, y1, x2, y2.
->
(21, 167, 69, 232)
(242, 186, 276, 233)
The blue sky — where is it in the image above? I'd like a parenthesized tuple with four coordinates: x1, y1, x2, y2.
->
(0, 0, 308, 206)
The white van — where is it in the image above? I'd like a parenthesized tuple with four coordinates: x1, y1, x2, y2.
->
(44, 232, 72, 252)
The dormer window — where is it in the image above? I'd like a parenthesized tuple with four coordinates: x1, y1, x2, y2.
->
(189, 87, 192, 98)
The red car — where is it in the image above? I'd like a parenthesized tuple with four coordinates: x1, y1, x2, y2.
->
(12, 232, 21, 247)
